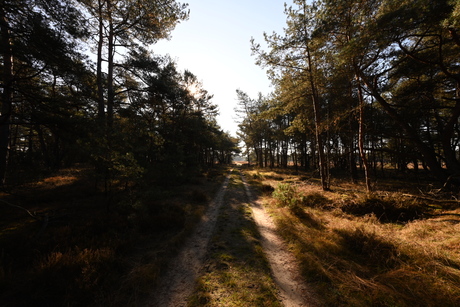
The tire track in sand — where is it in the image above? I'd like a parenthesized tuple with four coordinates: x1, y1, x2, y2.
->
(147, 169, 319, 307)
(147, 172, 231, 307)
(240, 172, 321, 307)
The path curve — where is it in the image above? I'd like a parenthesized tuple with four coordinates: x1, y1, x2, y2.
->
(146, 172, 231, 307)
(241, 172, 320, 307)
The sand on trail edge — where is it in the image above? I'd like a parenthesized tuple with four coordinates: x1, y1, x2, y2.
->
(146, 169, 320, 307)
(146, 172, 231, 307)
(241, 173, 321, 307)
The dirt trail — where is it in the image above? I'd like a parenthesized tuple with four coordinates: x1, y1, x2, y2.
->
(147, 169, 319, 307)
(241, 173, 320, 307)
(147, 173, 231, 307)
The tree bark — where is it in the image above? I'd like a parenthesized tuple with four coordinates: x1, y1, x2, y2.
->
(96, 0, 105, 125)
(355, 71, 372, 192)
(106, 0, 114, 129)
(439, 82, 460, 173)
(0, 8, 13, 185)
(306, 45, 329, 190)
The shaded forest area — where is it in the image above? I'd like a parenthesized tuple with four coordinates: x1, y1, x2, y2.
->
(238, 0, 460, 193)
(1, 0, 238, 187)
(0, 0, 237, 305)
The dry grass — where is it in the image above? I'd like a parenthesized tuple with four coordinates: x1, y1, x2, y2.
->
(189, 172, 281, 307)
(246, 167, 460, 307)
(0, 165, 228, 306)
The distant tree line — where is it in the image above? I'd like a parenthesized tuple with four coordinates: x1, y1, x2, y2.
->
(237, 0, 460, 191)
(0, 0, 238, 186)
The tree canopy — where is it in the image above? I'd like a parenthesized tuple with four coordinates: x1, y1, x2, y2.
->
(0, 0, 238, 187)
(242, 0, 460, 190)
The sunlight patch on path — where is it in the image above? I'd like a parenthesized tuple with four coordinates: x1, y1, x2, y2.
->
(241, 172, 320, 307)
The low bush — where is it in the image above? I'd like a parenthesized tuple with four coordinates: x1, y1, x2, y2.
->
(273, 183, 330, 215)
(251, 171, 264, 180)
(272, 183, 301, 209)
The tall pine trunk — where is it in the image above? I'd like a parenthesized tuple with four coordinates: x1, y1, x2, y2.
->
(306, 45, 329, 190)
(106, 0, 114, 129)
(0, 8, 13, 185)
(96, 0, 105, 125)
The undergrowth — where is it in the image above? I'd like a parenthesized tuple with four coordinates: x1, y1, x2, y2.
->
(247, 167, 460, 307)
(0, 166, 227, 306)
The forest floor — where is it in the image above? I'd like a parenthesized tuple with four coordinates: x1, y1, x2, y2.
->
(1, 165, 459, 306)
(146, 168, 319, 306)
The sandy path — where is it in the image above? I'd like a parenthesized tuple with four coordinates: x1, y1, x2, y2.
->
(147, 169, 319, 307)
(241, 172, 320, 307)
(146, 172, 231, 307)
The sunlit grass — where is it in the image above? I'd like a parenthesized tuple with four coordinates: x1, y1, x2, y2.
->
(40, 175, 78, 186)
(189, 172, 281, 307)
(246, 168, 460, 306)
(191, 258, 280, 306)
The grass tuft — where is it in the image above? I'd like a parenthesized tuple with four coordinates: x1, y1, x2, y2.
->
(336, 226, 404, 271)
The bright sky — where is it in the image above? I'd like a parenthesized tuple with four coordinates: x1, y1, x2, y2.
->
(152, 0, 289, 137)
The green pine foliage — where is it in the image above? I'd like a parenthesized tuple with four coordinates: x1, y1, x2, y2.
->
(0, 0, 237, 186)
(0, 3, 238, 303)
(244, 0, 460, 189)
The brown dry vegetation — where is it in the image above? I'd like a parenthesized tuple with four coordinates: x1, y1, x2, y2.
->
(2, 165, 459, 306)
(188, 172, 281, 306)
(0, 166, 227, 306)
(246, 168, 460, 307)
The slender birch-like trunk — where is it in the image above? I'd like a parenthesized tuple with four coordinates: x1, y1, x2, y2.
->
(355, 71, 372, 192)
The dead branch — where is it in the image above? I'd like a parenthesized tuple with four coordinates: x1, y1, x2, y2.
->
(401, 193, 460, 204)
(0, 199, 51, 236)
(0, 199, 39, 220)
